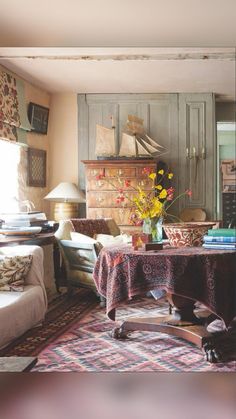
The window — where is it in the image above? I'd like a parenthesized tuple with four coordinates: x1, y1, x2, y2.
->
(0, 139, 21, 213)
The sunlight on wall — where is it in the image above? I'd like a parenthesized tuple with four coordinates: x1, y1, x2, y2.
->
(0, 139, 21, 213)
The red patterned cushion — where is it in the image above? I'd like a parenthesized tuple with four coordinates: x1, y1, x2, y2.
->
(69, 219, 111, 238)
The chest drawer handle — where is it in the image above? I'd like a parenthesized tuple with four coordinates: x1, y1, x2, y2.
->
(95, 180, 104, 188)
(96, 196, 105, 203)
(118, 169, 124, 176)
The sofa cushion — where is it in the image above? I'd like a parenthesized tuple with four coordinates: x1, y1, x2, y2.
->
(0, 284, 46, 349)
(70, 231, 103, 254)
(95, 233, 131, 247)
(70, 232, 98, 244)
(0, 255, 33, 292)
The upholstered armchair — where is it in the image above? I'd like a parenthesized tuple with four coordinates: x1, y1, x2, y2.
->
(55, 218, 121, 303)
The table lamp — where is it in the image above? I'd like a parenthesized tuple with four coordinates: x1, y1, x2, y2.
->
(44, 182, 85, 221)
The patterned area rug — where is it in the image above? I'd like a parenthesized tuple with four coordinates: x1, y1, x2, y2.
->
(1, 290, 236, 371)
(0, 288, 98, 357)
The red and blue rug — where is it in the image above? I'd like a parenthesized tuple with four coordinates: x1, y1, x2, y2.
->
(1, 289, 236, 371)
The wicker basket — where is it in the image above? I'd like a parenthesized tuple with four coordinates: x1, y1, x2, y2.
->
(163, 222, 216, 247)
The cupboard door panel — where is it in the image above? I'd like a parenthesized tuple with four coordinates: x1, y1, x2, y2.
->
(178, 93, 216, 219)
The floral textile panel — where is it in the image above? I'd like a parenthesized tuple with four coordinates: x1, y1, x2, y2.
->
(0, 71, 21, 141)
(0, 121, 18, 141)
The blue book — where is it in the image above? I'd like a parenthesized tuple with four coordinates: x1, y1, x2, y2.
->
(203, 243, 236, 250)
(203, 235, 236, 243)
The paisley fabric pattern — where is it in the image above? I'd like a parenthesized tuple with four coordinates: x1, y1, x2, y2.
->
(0, 255, 33, 291)
(0, 71, 20, 141)
(70, 218, 111, 238)
(93, 245, 236, 327)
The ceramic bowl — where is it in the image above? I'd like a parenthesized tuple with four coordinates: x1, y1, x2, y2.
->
(163, 222, 216, 247)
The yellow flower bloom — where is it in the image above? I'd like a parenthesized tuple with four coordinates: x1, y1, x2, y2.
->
(159, 189, 167, 199)
(168, 173, 173, 179)
(149, 172, 156, 180)
(156, 185, 162, 190)
(150, 199, 163, 218)
(158, 169, 164, 175)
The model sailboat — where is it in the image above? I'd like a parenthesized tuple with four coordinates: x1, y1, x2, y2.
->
(95, 114, 167, 159)
(119, 115, 166, 158)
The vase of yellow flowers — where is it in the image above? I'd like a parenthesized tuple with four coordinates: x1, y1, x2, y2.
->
(95, 166, 192, 243)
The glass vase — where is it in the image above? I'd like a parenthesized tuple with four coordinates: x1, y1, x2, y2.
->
(151, 217, 163, 242)
(142, 217, 152, 235)
(142, 217, 163, 242)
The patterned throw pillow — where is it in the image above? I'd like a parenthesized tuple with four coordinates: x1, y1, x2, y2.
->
(0, 255, 33, 292)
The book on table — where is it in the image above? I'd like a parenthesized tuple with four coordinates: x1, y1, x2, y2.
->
(207, 228, 236, 237)
(203, 243, 236, 250)
(203, 235, 236, 243)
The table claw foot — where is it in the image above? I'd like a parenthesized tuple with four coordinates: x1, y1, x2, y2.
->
(202, 341, 223, 363)
(111, 325, 129, 340)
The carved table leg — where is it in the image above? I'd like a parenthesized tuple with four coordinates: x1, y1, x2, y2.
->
(202, 339, 224, 363)
(166, 293, 204, 326)
(111, 322, 130, 339)
(110, 293, 234, 363)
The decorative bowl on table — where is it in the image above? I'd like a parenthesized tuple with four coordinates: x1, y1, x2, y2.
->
(163, 222, 216, 247)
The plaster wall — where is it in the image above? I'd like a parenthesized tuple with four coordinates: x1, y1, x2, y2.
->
(47, 93, 78, 218)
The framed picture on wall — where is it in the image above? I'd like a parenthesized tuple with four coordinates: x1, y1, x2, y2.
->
(27, 148, 47, 187)
(28, 102, 49, 134)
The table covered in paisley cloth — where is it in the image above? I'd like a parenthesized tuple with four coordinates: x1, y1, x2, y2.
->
(93, 245, 236, 328)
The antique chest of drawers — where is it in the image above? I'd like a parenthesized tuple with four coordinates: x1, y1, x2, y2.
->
(82, 159, 157, 232)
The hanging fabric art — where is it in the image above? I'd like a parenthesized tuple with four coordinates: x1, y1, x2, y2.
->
(0, 68, 31, 143)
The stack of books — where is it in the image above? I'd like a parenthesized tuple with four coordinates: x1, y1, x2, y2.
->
(203, 228, 236, 250)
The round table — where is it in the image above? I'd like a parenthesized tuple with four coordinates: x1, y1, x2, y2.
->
(93, 244, 236, 363)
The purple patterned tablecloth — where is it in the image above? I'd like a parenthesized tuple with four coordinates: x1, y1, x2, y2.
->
(93, 245, 236, 327)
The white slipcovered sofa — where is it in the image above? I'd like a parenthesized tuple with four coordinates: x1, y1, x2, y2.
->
(0, 245, 47, 349)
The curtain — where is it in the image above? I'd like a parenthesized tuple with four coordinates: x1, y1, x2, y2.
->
(0, 69, 31, 143)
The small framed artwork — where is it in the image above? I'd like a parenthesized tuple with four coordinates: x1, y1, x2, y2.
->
(27, 148, 47, 187)
(132, 233, 151, 250)
(28, 102, 49, 134)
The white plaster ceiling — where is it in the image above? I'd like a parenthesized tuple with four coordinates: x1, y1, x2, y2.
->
(0, 48, 235, 101)
(0, 0, 236, 48)
(0, 0, 235, 100)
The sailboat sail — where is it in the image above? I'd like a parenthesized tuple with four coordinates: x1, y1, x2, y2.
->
(136, 138, 151, 156)
(95, 124, 116, 157)
(118, 115, 167, 158)
(119, 133, 137, 157)
(145, 134, 164, 149)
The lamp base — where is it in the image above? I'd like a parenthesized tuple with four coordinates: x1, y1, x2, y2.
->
(54, 203, 79, 221)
